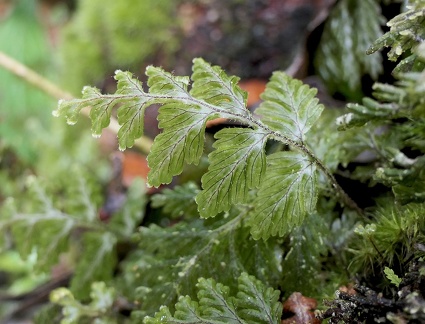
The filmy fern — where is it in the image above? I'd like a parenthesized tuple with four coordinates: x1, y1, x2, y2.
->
(315, 0, 383, 99)
(0, 173, 146, 299)
(120, 212, 282, 317)
(55, 58, 360, 240)
(143, 273, 282, 324)
(10, 0, 425, 322)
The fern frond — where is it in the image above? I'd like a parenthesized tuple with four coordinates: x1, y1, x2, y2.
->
(235, 272, 282, 324)
(195, 278, 241, 323)
(0, 172, 145, 299)
(120, 214, 282, 316)
(315, 0, 383, 98)
(143, 273, 282, 324)
(8, 212, 74, 272)
(375, 156, 425, 204)
(56, 71, 154, 150)
(334, 65, 425, 204)
(55, 58, 358, 239)
(336, 98, 400, 130)
(336, 71, 425, 130)
(2, 177, 80, 272)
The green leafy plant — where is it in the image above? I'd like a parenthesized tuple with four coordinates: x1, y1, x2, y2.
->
(0, 174, 146, 298)
(52, 55, 363, 320)
(315, 0, 384, 100)
(55, 58, 362, 241)
(143, 273, 282, 324)
(50, 1, 425, 319)
(4, 0, 425, 323)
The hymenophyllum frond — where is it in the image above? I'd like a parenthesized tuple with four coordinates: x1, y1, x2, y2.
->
(144, 272, 282, 324)
(125, 214, 282, 316)
(315, 0, 383, 99)
(55, 58, 359, 239)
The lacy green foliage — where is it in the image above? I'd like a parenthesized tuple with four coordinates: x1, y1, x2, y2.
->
(376, 156, 425, 204)
(119, 214, 282, 316)
(55, 58, 325, 240)
(54, 72, 149, 149)
(143, 273, 282, 324)
(60, 0, 178, 92)
(315, 0, 384, 99)
(368, 0, 425, 73)
(1, 175, 93, 272)
(0, 174, 146, 300)
(349, 203, 425, 274)
(151, 182, 200, 218)
(38, 2, 425, 321)
(0, 119, 111, 320)
(336, 66, 425, 204)
(50, 282, 118, 324)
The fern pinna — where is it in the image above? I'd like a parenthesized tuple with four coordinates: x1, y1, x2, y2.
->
(55, 58, 361, 241)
